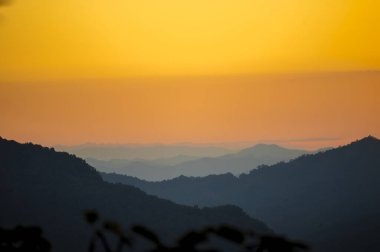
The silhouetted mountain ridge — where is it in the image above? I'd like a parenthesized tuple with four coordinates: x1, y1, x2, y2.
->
(102, 136, 380, 252)
(0, 137, 271, 252)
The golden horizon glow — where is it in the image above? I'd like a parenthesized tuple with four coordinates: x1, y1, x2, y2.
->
(1, 72, 380, 149)
(0, 0, 380, 80)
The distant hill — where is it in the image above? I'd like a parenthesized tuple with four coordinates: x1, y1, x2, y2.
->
(173, 144, 308, 177)
(90, 144, 307, 181)
(0, 137, 271, 252)
(87, 158, 180, 181)
(102, 136, 380, 252)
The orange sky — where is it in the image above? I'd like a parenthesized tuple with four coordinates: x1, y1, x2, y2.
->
(1, 72, 379, 149)
(1, 1, 380, 149)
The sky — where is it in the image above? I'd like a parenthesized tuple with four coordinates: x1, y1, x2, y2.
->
(0, 0, 379, 80)
(1, 72, 379, 149)
(0, 1, 379, 149)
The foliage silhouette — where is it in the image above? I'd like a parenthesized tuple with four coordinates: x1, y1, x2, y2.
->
(0, 226, 51, 252)
(84, 210, 309, 252)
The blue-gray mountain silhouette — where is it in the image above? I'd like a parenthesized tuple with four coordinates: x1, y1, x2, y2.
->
(102, 136, 380, 252)
(0, 137, 271, 252)
(88, 144, 307, 181)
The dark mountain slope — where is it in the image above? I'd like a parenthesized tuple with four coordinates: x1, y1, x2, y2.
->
(103, 136, 380, 252)
(101, 172, 239, 207)
(0, 137, 271, 252)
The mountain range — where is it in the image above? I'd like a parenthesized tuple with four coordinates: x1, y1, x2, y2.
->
(102, 136, 380, 252)
(0, 137, 270, 252)
(88, 144, 308, 181)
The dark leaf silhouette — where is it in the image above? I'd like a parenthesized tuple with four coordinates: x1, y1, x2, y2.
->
(84, 210, 100, 225)
(95, 231, 112, 252)
(104, 221, 123, 235)
(88, 238, 96, 252)
(257, 236, 309, 252)
(177, 230, 208, 248)
(0, 226, 51, 252)
(210, 226, 245, 244)
(132, 225, 162, 246)
(103, 221, 133, 247)
(84, 210, 308, 252)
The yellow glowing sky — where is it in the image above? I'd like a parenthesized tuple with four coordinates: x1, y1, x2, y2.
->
(0, 0, 379, 80)
(0, 1, 379, 148)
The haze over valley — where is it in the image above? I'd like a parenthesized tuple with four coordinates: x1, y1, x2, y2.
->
(58, 143, 309, 180)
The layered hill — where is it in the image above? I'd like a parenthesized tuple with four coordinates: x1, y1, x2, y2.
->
(0, 137, 270, 252)
(103, 136, 380, 252)
(90, 144, 307, 181)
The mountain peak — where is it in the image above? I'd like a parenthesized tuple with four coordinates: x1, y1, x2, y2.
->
(363, 135, 379, 141)
(352, 135, 380, 145)
(239, 143, 306, 155)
